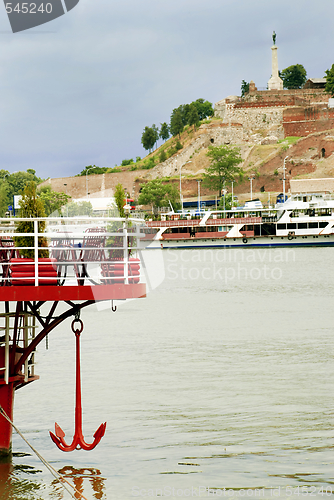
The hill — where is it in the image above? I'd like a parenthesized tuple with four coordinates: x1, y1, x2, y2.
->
(41, 87, 334, 204)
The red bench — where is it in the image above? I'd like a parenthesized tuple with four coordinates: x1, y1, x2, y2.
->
(9, 258, 58, 286)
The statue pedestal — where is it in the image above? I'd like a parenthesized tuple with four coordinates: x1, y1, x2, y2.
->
(268, 45, 283, 91)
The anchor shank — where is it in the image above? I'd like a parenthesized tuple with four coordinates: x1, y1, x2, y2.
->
(75, 331, 83, 438)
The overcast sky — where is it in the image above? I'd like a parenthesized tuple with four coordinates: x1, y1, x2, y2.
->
(0, 0, 333, 180)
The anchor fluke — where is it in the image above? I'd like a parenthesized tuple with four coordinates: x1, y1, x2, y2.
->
(54, 422, 65, 438)
(93, 422, 107, 440)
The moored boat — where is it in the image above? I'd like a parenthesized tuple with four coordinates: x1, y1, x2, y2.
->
(143, 193, 334, 249)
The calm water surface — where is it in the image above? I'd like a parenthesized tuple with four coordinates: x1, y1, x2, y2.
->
(1, 247, 334, 499)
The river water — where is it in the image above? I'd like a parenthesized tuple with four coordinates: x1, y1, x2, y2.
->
(1, 247, 334, 499)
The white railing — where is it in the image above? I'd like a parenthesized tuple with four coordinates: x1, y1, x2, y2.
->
(0, 216, 145, 287)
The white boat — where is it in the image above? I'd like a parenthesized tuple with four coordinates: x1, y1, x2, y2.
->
(143, 193, 334, 249)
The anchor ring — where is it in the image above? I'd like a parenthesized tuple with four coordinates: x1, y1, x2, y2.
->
(71, 318, 84, 334)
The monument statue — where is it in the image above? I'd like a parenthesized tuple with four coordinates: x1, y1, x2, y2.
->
(268, 31, 283, 90)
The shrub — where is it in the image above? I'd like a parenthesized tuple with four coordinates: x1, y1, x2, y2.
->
(142, 157, 156, 169)
(175, 141, 183, 151)
(159, 150, 167, 163)
(167, 146, 177, 158)
(121, 159, 134, 166)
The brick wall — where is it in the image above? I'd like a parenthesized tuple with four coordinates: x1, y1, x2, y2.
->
(283, 106, 334, 137)
(246, 89, 330, 106)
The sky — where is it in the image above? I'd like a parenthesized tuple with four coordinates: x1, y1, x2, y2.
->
(0, 0, 333, 180)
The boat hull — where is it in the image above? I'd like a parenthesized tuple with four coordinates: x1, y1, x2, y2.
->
(145, 234, 334, 249)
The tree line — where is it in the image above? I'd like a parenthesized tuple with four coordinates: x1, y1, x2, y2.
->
(141, 98, 214, 153)
(0, 169, 73, 217)
(241, 62, 334, 95)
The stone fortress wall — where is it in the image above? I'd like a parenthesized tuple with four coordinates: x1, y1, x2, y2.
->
(149, 122, 245, 180)
(214, 87, 332, 140)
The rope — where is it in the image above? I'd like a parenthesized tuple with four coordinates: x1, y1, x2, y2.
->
(0, 406, 88, 500)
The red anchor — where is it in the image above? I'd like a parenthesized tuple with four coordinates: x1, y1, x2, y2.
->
(50, 317, 106, 452)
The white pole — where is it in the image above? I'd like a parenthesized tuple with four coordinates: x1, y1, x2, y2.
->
(180, 161, 191, 213)
(197, 180, 201, 212)
(250, 178, 253, 200)
(64, 183, 68, 217)
(231, 181, 234, 208)
(179, 165, 182, 212)
(283, 156, 288, 203)
(34, 220, 38, 286)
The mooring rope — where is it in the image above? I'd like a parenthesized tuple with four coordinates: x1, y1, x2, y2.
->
(0, 406, 88, 500)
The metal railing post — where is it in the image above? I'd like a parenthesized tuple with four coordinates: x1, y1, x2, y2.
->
(123, 223, 128, 284)
(34, 220, 38, 286)
(5, 315, 9, 385)
(24, 314, 28, 383)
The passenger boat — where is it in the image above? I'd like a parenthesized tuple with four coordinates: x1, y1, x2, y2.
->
(143, 193, 334, 249)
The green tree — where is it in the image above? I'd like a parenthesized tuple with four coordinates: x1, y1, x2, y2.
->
(0, 169, 10, 181)
(67, 202, 79, 217)
(14, 182, 48, 258)
(141, 126, 156, 153)
(191, 99, 213, 120)
(159, 150, 167, 163)
(218, 192, 235, 210)
(241, 80, 250, 97)
(4, 170, 43, 203)
(280, 64, 307, 89)
(170, 110, 184, 138)
(0, 171, 10, 215)
(160, 122, 170, 141)
(78, 165, 108, 176)
(170, 105, 190, 127)
(77, 201, 93, 216)
(188, 104, 199, 130)
(138, 179, 180, 214)
(67, 201, 93, 217)
(121, 159, 134, 166)
(0, 184, 9, 216)
(38, 185, 71, 216)
(203, 145, 243, 196)
(152, 124, 159, 150)
(114, 183, 125, 217)
(325, 64, 334, 96)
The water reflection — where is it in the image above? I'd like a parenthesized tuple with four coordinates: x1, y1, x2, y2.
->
(51, 467, 106, 500)
(0, 453, 44, 500)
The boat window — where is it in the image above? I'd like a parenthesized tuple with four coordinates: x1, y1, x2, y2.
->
(277, 224, 286, 230)
(287, 223, 296, 230)
(298, 223, 307, 229)
(319, 222, 328, 228)
(309, 222, 318, 229)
